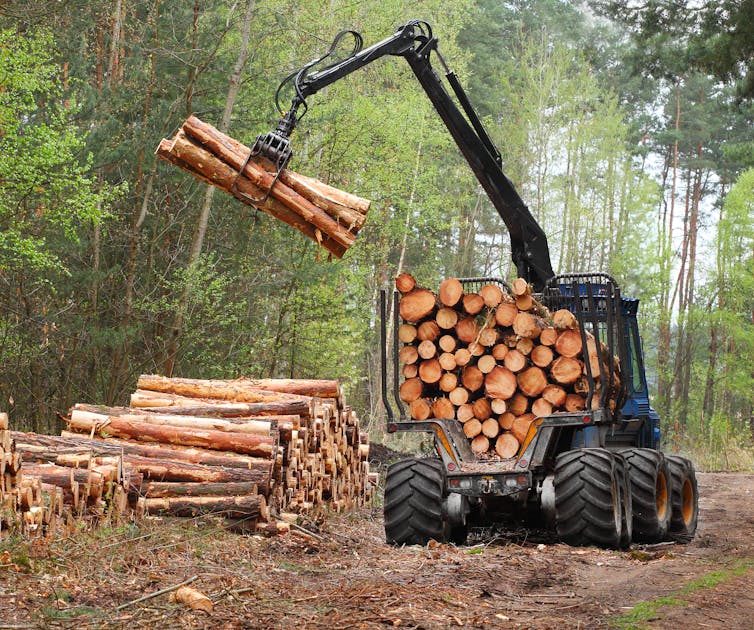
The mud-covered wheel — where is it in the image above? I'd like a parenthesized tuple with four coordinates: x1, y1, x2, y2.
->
(384, 457, 445, 545)
(620, 448, 671, 543)
(615, 454, 633, 548)
(554, 448, 622, 549)
(666, 456, 699, 543)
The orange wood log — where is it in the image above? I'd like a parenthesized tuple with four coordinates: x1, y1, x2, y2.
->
(431, 398, 455, 419)
(398, 323, 417, 343)
(495, 302, 518, 327)
(438, 334, 457, 353)
(439, 372, 458, 393)
(461, 366, 484, 392)
(480, 284, 503, 308)
(438, 278, 463, 307)
(417, 320, 441, 341)
(550, 357, 582, 385)
(418, 359, 442, 384)
(517, 366, 548, 398)
(455, 317, 479, 344)
(555, 329, 583, 358)
(399, 345, 419, 365)
(399, 378, 423, 403)
(399, 289, 437, 322)
(507, 392, 530, 416)
(395, 273, 416, 293)
(484, 366, 517, 400)
(471, 435, 490, 454)
(456, 404, 475, 423)
(531, 345, 554, 368)
(409, 399, 432, 421)
(472, 398, 492, 421)
(436, 308, 459, 330)
(503, 349, 527, 373)
(495, 433, 519, 458)
(462, 293, 485, 315)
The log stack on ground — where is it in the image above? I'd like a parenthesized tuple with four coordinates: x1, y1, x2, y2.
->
(156, 116, 371, 259)
(0, 376, 375, 539)
(396, 274, 622, 459)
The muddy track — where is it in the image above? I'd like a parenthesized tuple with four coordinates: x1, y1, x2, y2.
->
(0, 472, 752, 628)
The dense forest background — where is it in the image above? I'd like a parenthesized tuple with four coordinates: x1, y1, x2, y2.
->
(0, 0, 752, 469)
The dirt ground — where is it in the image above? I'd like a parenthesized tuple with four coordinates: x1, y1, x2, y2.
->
(1, 471, 752, 629)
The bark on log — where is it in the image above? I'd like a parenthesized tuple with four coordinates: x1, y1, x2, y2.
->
(143, 494, 267, 520)
(66, 412, 276, 457)
(136, 375, 316, 403)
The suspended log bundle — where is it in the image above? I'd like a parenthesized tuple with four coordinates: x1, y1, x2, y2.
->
(396, 274, 622, 460)
(156, 116, 371, 258)
(1, 376, 375, 539)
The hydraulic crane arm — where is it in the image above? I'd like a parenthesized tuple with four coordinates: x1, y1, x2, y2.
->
(257, 20, 555, 289)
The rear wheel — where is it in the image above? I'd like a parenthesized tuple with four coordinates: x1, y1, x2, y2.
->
(620, 448, 671, 543)
(554, 448, 622, 548)
(384, 457, 445, 545)
(666, 456, 698, 543)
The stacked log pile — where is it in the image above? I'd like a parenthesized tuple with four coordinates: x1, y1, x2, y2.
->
(395, 274, 621, 459)
(0, 377, 375, 538)
(156, 116, 371, 258)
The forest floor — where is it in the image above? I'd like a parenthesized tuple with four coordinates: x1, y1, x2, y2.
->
(0, 470, 752, 629)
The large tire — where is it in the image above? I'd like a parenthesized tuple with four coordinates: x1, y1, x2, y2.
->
(615, 454, 633, 548)
(621, 448, 671, 543)
(666, 456, 699, 543)
(384, 457, 446, 545)
(554, 448, 622, 549)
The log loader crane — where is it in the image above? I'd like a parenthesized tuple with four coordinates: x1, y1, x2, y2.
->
(255, 20, 699, 548)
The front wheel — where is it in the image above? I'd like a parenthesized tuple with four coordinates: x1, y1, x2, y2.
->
(384, 457, 446, 545)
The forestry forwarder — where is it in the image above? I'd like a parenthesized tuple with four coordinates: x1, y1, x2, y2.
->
(255, 20, 699, 548)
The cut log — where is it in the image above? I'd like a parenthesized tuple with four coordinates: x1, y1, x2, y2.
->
(478, 327, 498, 347)
(498, 412, 515, 430)
(490, 398, 507, 415)
(515, 337, 534, 356)
(461, 366, 484, 392)
(555, 329, 583, 358)
(454, 348, 472, 367)
(539, 327, 558, 346)
(530, 345, 554, 368)
(66, 412, 275, 457)
(511, 278, 530, 297)
(71, 405, 275, 437)
(456, 404, 475, 423)
(399, 378, 423, 403)
(418, 359, 442, 384)
(513, 312, 542, 339)
(143, 494, 267, 520)
(398, 323, 417, 344)
(503, 349, 527, 373)
(481, 418, 499, 439)
(402, 364, 418, 379)
(417, 339, 437, 360)
(431, 398, 455, 420)
(462, 293, 485, 315)
(417, 321, 441, 342)
(507, 392, 530, 416)
(484, 367, 517, 400)
(455, 318, 479, 344)
(553, 309, 578, 330)
(517, 367, 548, 398)
(515, 294, 533, 311)
(438, 372, 458, 393)
(495, 433, 519, 458)
(438, 352, 457, 371)
(511, 415, 534, 443)
(564, 394, 586, 412)
(471, 435, 490, 454)
(492, 344, 509, 361)
(541, 384, 567, 408)
(438, 334, 457, 353)
(463, 419, 482, 439)
(409, 399, 431, 421)
(137, 374, 326, 401)
(142, 480, 261, 498)
(550, 357, 582, 385)
(399, 289, 437, 323)
(495, 302, 518, 327)
(448, 387, 470, 406)
(436, 308, 459, 330)
(480, 284, 503, 308)
(399, 345, 419, 365)
(156, 132, 348, 258)
(531, 398, 553, 417)
(477, 354, 497, 374)
(472, 397, 492, 421)
(468, 342, 485, 357)
(438, 278, 463, 307)
(395, 273, 416, 294)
